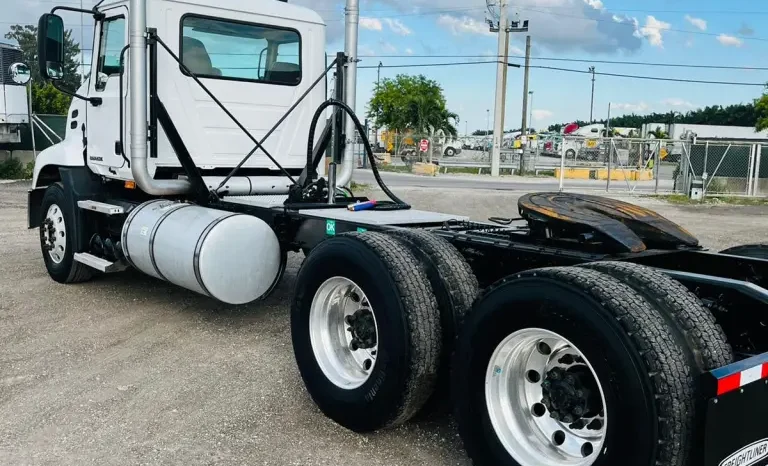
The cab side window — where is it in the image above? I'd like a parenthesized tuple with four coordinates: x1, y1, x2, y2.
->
(95, 16, 125, 91)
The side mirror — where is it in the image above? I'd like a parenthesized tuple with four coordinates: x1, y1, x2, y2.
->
(38, 13, 65, 81)
(9, 63, 31, 85)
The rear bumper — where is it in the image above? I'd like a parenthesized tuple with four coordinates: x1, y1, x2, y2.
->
(704, 352, 768, 466)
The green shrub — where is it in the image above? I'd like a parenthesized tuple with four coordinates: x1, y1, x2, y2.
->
(0, 158, 35, 180)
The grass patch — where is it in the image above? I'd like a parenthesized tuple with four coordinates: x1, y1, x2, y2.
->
(652, 194, 768, 206)
(349, 181, 370, 191)
(0, 158, 34, 180)
(376, 164, 411, 173)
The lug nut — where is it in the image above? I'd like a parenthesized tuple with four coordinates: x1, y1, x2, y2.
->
(587, 419, 603, 430)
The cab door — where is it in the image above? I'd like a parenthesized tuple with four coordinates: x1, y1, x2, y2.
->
(86, 8, 127, 171)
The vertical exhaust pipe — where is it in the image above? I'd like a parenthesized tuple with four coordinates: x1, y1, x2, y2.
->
(335, 0, 358, 188)
(129, 0, 189, 195)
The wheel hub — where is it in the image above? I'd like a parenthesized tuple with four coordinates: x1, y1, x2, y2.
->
(41, 204, 67, 264)
(309, 277, 379, 390)
(346, 308, 377, 350)
(485, 328, 607, 466)
(542, 366, 601, 428)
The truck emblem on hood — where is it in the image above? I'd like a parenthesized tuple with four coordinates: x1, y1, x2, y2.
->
(720, 439, 768, 466)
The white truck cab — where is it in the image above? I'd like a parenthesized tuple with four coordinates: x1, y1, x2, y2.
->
(33, 0, 326, 191)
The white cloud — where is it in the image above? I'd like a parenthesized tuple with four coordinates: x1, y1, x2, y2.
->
(638, 16, 671, 48)
(360, 17, 383, 31)
(379, 40, 397, 54)
(510, 45, 525, 56)
(612, 102, 650, 113)
(717, 34, 743, 47)
(436, 15, 493, 36)
(436, 0, 643, 54)
(684, 15, 707, 31)
(532, 109, 554, 121)
(685, 38, 694, 48)
(584, 0, 604, 9)
(405, 48, 414, 55)
(661, 98, 695, 108)
(383, 18, 412, 36)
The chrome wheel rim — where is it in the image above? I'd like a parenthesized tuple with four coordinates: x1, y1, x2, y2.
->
(486, 328, 607, 466)
(309, 277, 378, 390)
(42, 203, 67, 264)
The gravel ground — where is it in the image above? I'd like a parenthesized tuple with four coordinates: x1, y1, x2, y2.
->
(2, 180, 768, 465)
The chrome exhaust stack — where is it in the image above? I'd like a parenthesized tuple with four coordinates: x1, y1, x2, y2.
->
(129, 0, 190, 195)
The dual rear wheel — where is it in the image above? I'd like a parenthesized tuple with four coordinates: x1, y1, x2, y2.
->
(292, 232, 732, 466)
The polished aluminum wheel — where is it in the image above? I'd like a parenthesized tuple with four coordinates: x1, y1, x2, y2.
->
(309, 277, 378, 390)
(486, 328, 607, 466)
(42, 203, 67, 264)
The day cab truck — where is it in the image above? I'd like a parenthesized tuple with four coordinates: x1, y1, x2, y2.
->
(27, 0, 768, 465)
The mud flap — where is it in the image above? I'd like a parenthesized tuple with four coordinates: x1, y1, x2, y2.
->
(704, 353, 768, 466)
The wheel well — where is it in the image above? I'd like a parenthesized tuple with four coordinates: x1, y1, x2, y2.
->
(35, 165, 62, 188)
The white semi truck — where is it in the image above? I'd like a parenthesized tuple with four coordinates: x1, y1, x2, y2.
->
(0, 43, 31, 143)
(28, 1, 768, 465)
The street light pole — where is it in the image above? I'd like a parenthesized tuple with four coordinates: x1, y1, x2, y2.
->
(589, 66, 596, 122)
(528, 90, 534, 135)
(374, 61, 382, 149)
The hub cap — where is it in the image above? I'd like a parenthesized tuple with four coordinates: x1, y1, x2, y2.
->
(485, 328, 607, 466)
(309, 277, 378, 390)
(41, 204, 67, 264)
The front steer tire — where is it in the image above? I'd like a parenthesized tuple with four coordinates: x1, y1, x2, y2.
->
(291, 232, 441, 432)
(453, 267, 695, 466)
(39, 183, 92, 284)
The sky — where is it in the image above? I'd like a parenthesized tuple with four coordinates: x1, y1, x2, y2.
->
(4, 0, 768, 134)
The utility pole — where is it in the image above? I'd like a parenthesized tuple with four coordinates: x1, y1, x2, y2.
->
(589, 66, 596, 122)
(489, 7, 528, 176)
(519, 35, 532, 174)
(490, 0, 508, 177)
(486, 109, 490, 138)
(500, 27, 510, 140)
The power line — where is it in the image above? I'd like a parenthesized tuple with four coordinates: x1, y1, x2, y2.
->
(362, 60, 500, 69)
(359, 54, 768, 71)
(324, 6, 484, 21)
(522, 5, 768, 16)
(529, 64, 766, 86)
(359, 59, 767, 86)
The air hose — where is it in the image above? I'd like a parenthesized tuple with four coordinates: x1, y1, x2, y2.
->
(306, 100, 410, 210)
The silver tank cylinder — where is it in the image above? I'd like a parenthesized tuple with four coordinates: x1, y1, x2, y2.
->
(121, 200, 281, 304)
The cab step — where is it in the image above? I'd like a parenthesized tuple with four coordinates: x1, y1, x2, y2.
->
(77, 200, 124, 215)
(73, 252, 128, 273)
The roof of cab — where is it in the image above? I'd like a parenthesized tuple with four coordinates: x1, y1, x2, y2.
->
(99, 0, 325, 26)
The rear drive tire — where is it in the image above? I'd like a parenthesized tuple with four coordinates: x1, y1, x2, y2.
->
(388, 229, 478, 410)
(581, 261, 733, 371)
(445, 147, 456, 157)
(453, 267, 695, 466)
(39, 183, 92, 284)
(565, 149, 576, 159)
(291, 232, 441, 432)
(720, 243, 768, 259)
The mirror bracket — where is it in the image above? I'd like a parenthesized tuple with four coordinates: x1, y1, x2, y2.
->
(52, 80, 102, 106)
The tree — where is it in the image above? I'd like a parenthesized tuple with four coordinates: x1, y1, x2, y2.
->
(4, 24, 82, 114)
(367, 75, 458, 137)
(756, 85, 768, 132)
